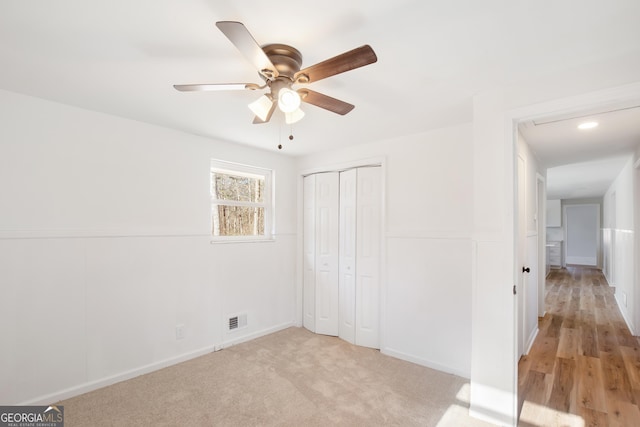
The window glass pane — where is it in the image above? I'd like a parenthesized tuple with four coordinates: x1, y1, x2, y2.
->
(212, 205, 265, 236)
(212, 172, 264, 203)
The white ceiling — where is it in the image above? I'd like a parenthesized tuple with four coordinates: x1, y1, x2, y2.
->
(519, 103, 640, 199)
(1, 0, 640, 161)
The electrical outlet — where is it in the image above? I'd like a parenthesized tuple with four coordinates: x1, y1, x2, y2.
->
(176, 324, 185, 340)
(622, 292, 628, 307)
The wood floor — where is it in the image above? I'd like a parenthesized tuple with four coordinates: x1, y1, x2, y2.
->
(518, 266, 640, 427)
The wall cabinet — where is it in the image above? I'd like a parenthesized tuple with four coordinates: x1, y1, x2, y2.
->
(303, 167, 381, 349)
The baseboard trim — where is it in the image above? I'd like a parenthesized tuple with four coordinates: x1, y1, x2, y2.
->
(469, 406, 514, 427)
(615, 296, 637, 336)
(525, 328, 539, 355)
(221, 321, 295, 348)
(20, 344, 216, 406)
(565, 256, 597, 266)
(381, 347, 469, 379)
(19, 321, 295, 406)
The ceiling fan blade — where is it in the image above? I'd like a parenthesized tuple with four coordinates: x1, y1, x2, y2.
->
(216, 21, 279, 79)
(298, 89, 354, 115)
(173, 83, 260, 92)
(252, 101, 277, 124)
(294, 45, 377, 84)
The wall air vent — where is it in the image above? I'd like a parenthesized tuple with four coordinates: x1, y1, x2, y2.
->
(227, 313, 247, 332)
(229, 316, 238, 330)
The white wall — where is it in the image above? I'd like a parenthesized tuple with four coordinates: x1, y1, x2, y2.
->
(472, 74, 640, 425)
(603, 155, 636, 334)
(0, 89, 298, 404)
(296, 123, 474, 378)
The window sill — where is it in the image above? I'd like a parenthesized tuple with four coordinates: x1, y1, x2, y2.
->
(209, 238, 276, 244)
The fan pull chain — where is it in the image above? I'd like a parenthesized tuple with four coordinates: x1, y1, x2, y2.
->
(278, 125, 294, 150)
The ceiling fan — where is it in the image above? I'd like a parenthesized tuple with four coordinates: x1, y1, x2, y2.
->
(173, 21, 378, 125)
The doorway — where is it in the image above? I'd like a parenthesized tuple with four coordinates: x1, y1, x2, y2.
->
(564, 204, 600, 266)
(509, 84, 640, 425)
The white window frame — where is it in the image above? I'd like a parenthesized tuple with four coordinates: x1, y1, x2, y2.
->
(210, 159, 274, 242)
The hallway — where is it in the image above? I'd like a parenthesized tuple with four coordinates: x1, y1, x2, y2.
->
(518, 267, 640, 426)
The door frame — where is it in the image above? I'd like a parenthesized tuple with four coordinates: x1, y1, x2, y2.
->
(536, 173, 546, 318)
(505, 82, 640, 425)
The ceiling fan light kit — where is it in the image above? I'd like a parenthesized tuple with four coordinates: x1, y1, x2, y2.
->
(248, 95, 275, 122)
(173, 21, 377, 129)
(285, 108, 305, 125)
(277, 88, 301, 113)
(577, 121, 598, 130)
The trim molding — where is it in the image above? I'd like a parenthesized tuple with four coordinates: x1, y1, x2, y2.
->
(616, 296, 637, 336)
(0, 231, 297, 241)
(20, 344, 216, 405)
(19, 322, 294, 406)
(386, 230, 472, 240)
(221, 322, 294, 349)
(0, 230, 210, 240)
(525, 328, 539, 355)
(381, 346, 470, 379)
(565, 256, 597, 266)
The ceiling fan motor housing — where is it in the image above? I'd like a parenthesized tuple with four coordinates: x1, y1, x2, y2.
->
(261, 44, 303, 80)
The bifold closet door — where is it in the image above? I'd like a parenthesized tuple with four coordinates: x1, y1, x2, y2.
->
(303, 175, 316, 332)
(339, 169, 357, 344)
(354, 166, 381, 349)
(304, 167, 380, 347)
(303, 172, 340, 336)
(339, 167, 381, 348)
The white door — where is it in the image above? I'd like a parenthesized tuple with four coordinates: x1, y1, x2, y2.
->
(303, 175, 316, 332)
(517, 155, 527, 357)
(355, 167, 381, 348)
(339, 169, 357, 344)
(314, 172, 340, 336)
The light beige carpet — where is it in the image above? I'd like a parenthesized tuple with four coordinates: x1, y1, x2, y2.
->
(57, 327, 496, 426)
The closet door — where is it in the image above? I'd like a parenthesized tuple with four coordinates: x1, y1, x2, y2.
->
(302, 175, 316, 332)
(303, 167, 380, 345)
(355, 167, 381, 348)
(339, 169, 357, 344)
(313, 172, 340, 336)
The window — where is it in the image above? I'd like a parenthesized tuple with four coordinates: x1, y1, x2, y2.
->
(210, 160, 273, 241)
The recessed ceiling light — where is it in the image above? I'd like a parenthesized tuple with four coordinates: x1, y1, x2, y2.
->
(578, 121, 598, 130)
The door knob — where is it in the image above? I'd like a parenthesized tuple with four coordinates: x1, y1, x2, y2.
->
(522, 267, 530, 273)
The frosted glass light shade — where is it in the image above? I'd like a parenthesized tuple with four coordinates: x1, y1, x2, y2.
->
(248, 95, 274, 121)
(577, 121, 598, 130)
(285, 108, 305, 124)
(278, 88, 301, 113)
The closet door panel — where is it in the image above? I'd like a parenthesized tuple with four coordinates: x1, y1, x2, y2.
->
(314, 172, 340, 336)
(355, 167, 381, 348)
(339, 169, 357, 344)
(302, 175, 316, 331)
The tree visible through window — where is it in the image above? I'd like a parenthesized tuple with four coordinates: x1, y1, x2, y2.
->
(211, 161, 272, 239)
